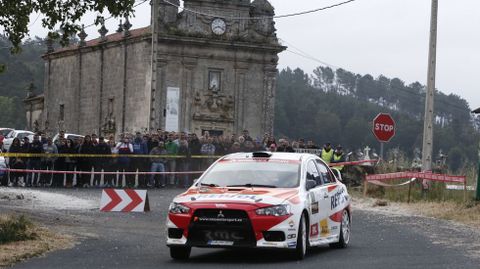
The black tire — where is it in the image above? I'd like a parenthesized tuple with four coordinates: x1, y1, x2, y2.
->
(329, 209, 350, 249)
(170, 246, 191, 260)
(293, 213, 308, 260)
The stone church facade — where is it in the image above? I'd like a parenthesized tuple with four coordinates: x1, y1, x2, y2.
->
(33, 0, 285, 138)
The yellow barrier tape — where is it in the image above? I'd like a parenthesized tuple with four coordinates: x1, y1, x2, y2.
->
(0, 153, 222, 159)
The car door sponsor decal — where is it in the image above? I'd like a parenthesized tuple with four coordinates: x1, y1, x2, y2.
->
(330, 188, 346, 210)
(310, 223, 319, 237)
(320, 219, 329, 237)
(311, 202, 319, 215)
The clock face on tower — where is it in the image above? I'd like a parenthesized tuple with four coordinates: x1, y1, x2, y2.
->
(211, 18, 226, 35)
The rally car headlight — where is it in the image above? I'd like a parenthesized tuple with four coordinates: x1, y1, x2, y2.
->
(169, 202, 190, 214)
(256, 205, 291, 216)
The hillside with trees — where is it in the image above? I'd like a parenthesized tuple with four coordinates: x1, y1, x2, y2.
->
(0, 35, 45, 128)
(275, 67, 480, 171)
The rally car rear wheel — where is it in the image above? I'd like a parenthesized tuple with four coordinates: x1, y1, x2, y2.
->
(170, 246, 191, 260)
(330, 209, 350, 249)
(293, 213, 307, 260)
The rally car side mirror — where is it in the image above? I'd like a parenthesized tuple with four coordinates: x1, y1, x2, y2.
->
(331, 168, 343, 182)
(306, 180, 317, 190)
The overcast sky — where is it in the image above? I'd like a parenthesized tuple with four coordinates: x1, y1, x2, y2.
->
(27, 0, 480, 109)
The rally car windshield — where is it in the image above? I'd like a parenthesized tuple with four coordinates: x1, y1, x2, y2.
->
(199, 160, 300, 188)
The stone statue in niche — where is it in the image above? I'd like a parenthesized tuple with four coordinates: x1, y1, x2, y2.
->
(209, 71, 221, 93)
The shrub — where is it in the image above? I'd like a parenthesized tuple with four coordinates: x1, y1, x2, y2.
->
(0, 215, 37, 244)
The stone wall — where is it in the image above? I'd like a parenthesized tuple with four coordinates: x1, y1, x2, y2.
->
(124, 41, 152, 133)
(43, 31, 152, 136)
(79, 50, 102, 134)
(44, 53, 80, 133)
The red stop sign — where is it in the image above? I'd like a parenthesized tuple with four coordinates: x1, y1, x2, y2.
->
(372, 113, 396, 142)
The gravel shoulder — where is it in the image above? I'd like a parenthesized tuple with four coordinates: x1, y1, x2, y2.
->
(352, 195, 480, 260)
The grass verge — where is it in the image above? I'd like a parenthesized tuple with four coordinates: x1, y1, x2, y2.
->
(350, 189, 480, 229)
(0, 215, 74, 268)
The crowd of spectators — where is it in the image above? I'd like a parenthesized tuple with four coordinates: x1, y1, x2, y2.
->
(0, 129, 345, 189)
(0, 130, 344, 188)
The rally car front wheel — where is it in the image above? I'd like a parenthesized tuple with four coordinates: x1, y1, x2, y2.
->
(293, 213, 308, 260)
(170, 246, 191, 260)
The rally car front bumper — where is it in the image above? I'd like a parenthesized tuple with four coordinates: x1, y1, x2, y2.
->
(166, 208, 299, 249)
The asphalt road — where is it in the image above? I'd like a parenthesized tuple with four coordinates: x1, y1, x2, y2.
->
(1, 188, 478, 269)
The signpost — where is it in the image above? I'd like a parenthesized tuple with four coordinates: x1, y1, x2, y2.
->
(477, 147, 480, 201)
(372, 113, 396, 159)
(473, 107, 480, 201)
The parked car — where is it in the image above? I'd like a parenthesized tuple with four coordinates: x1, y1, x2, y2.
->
(0, 128, 13, 138)
(52, 133, 84, 143)
(0, 152, 6, 183)
(2, 130, 35, 152)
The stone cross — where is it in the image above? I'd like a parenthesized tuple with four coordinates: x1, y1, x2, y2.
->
(363, 146, 371, 160)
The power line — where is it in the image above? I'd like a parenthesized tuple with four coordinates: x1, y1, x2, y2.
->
(275, 0, 357, 19)
(28, 14, 41, 28)
(285, 49, 338, 70)
(280, 38, 340, 69)
(163, 0, 357, 20)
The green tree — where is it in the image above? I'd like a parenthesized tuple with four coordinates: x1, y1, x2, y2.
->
(335, 68, 356, 94)
(0, 0, 136, 50)
(0, 96, 18, 127)
(447, 147, 464, 172)
(0, 0, 137, 72)
(312, 66, 334, 88)
(343, 116, 369, 148)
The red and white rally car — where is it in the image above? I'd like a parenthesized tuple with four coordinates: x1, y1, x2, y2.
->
(166, 152, 351, 260)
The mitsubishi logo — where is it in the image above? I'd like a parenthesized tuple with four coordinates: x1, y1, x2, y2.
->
(217, 210, 225, 218)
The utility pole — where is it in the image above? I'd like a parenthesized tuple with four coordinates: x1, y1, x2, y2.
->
(477, 140, 480, 201)
(473, 107, 480, 201)
(421, 0, 438, 189)
(149, 0, 159, 131)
